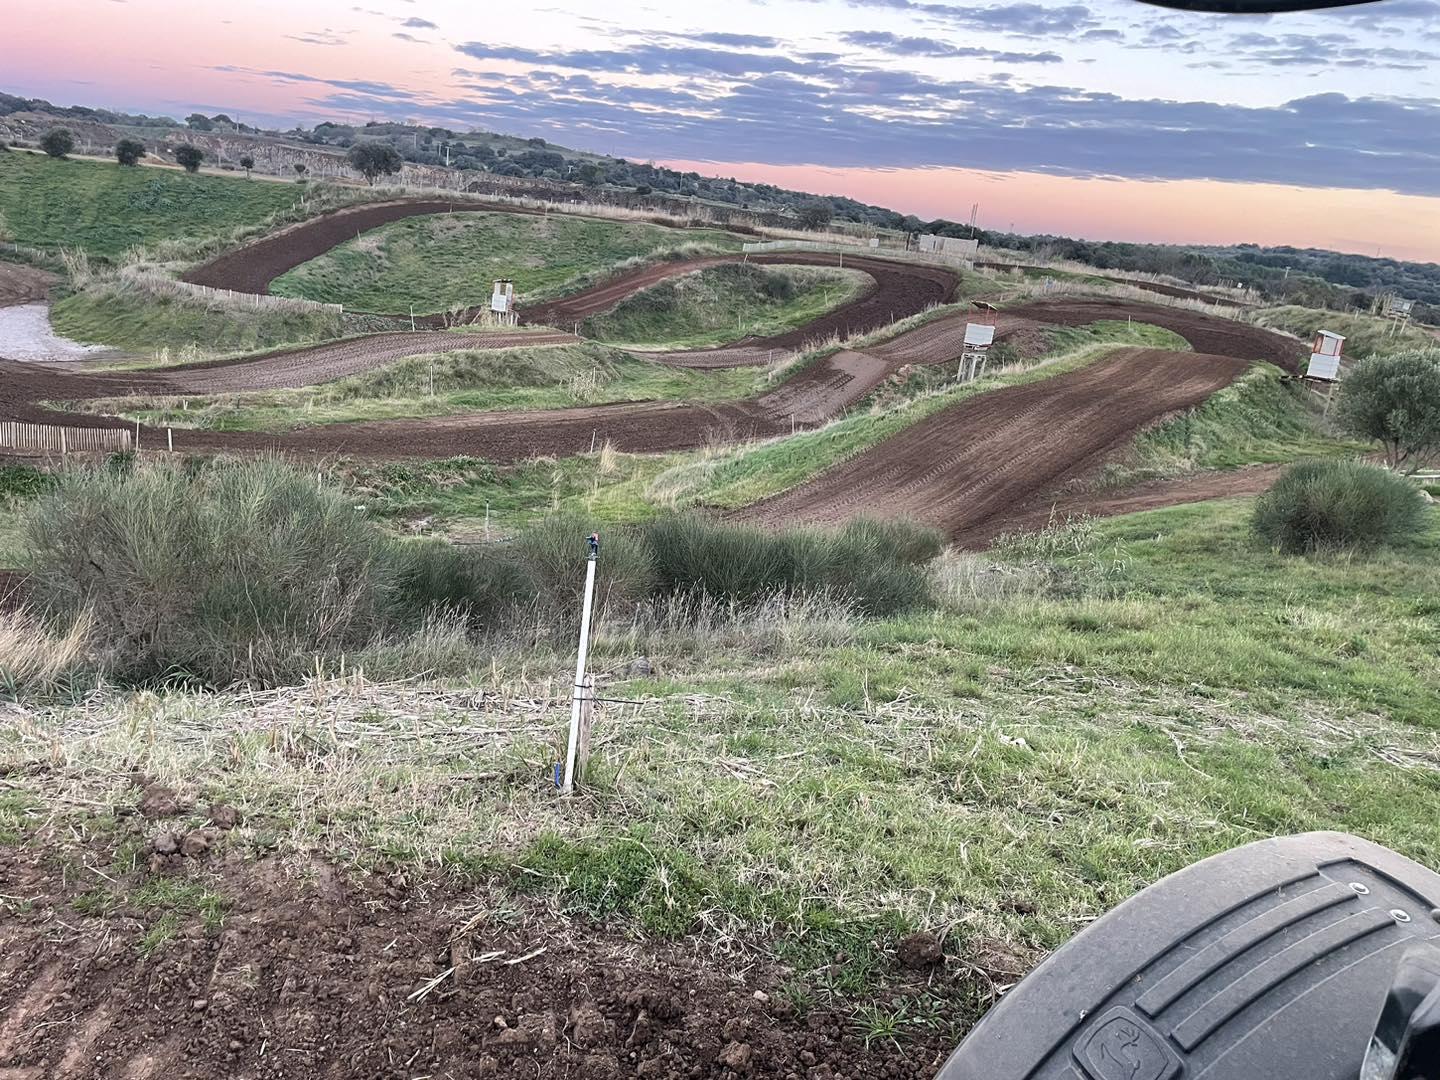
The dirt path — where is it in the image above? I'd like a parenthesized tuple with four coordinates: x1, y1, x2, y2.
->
(976, 261, 1247, 307)
(736, 348, 1254, 539)
(0, 263, 56, 308)
(0, 840, 982, 1080)
(1, 299, 1301, 469)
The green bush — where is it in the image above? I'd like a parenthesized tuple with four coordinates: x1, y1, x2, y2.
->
(25, 458, 393, 685)
(1251, 459, 1427, 555)
(1335, 350, 1440, 473)
(642, 515, 938, 615)
(511, 514, 656, 624)
(390, 539, 532, 631)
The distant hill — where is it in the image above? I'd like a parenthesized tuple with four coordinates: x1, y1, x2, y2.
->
(3, 91, 1436, 320)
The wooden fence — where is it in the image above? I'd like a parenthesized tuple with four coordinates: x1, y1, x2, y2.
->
(119, 270, 344, 315)
(0, 421, 134, 455)
(741, 239, 976, 269)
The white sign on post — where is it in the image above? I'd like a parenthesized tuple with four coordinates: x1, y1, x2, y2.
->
(964, 323, 996, 348)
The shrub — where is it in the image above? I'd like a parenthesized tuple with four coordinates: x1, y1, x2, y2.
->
(511, 514, 655, 624)
(40, 128, 75, 158)
(391, 539, 532, 630)
(173, 144, 204, 173)
(238, 154, 255, 178)
(24, 458, 394, 685)
(114, 138, 145, 166)
(1251, 459, 1427, 555)
(642, 515, 938, 615)
(1335, 350, 1440, 473)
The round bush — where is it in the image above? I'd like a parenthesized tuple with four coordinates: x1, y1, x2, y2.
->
(1251, 459, 1427, 555)
(25, 458, 394, 685)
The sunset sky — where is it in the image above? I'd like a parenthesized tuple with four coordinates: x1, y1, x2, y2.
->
(4, 0, 1440, 260)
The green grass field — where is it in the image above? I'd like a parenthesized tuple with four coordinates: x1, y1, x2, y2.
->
(75, 342, 769, 431)
(269, 212, 745, 314)
(0, 152, 303, 258)
(581, 263, 870, 349)
(50, 284, 350, 355)
(5, 496, 1437, 1002)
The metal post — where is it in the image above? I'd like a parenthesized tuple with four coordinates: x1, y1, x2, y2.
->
(562, 534, 600, 794)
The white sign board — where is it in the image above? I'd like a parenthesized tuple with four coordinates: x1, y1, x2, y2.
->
(1307, 352, 1341, 381)
(964, 323, 996, 348)
(1387, 297, 1415, 316)
(490, 282, 513, 314)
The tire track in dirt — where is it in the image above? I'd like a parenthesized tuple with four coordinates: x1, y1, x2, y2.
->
(736, 348, 1254, 541)
(2, 300, 1301, 474)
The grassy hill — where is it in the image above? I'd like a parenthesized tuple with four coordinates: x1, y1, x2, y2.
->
(270, 212, 745, 314)
(581, 263, 870, 349)
(0, 151, 302, 257)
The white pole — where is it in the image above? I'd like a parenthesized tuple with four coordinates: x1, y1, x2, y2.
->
(562, 536, 600, 794)
(167, 427, 173, 452)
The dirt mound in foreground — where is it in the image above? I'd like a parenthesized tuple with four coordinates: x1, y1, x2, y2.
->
(0, 838, 997, 1080)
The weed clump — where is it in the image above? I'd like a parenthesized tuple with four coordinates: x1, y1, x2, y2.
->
(19, 459, 945, 689)
(25, 457, 393, 685)
(1251, 459, 1427, 555)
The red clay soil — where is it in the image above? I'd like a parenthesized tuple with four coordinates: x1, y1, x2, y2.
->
(0, 299, 1302, 473)
(0, 263, 56, 308)
(736, 348, 1255, 541)
(0, 836, 999, 1080)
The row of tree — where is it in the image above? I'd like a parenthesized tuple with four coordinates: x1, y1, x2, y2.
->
(33, 127, 254, 177)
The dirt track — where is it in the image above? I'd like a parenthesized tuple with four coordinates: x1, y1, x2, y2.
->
(521, 252, 956, 354)
(1, 300, 1301, 477)
(183, 197, 958, 342)
(182, 199, 509, 296)
(975, 261, 1246, 307)
(737, 348, 1253, 540)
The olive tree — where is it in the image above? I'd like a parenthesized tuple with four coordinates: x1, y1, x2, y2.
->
(173, 144, 205, 173)
(40, 128, 75, 159)
(347, 142, 402, 185)
(114, 138, 145, 166)
(238, 153, 255, 178)
(1335, 349, 1440, 473)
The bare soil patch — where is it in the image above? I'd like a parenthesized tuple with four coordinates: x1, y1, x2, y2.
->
(0, 835, 990, 1080)
(0, 264, 55, 309)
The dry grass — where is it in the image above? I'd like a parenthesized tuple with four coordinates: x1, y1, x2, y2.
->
(0, 607, 95, 694)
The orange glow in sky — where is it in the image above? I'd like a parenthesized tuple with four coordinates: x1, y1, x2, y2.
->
(663, 161, 1440, 263)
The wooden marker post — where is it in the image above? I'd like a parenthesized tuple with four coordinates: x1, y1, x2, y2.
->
(561, 533, 601, 794)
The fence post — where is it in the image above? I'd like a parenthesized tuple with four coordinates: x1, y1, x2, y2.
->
(561, 534, 601, 795)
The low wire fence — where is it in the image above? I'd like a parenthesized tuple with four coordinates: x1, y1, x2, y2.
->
(742, 239, 977, 269)
(0, 421, 134, 455)
(117, 268, 343, 315)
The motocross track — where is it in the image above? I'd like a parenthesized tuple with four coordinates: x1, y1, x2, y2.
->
(180, 198, 954, 342)
(737, 347, 1253, 540)
(0, 825, 1003, 1080)
(1, 300, 1301, 479)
